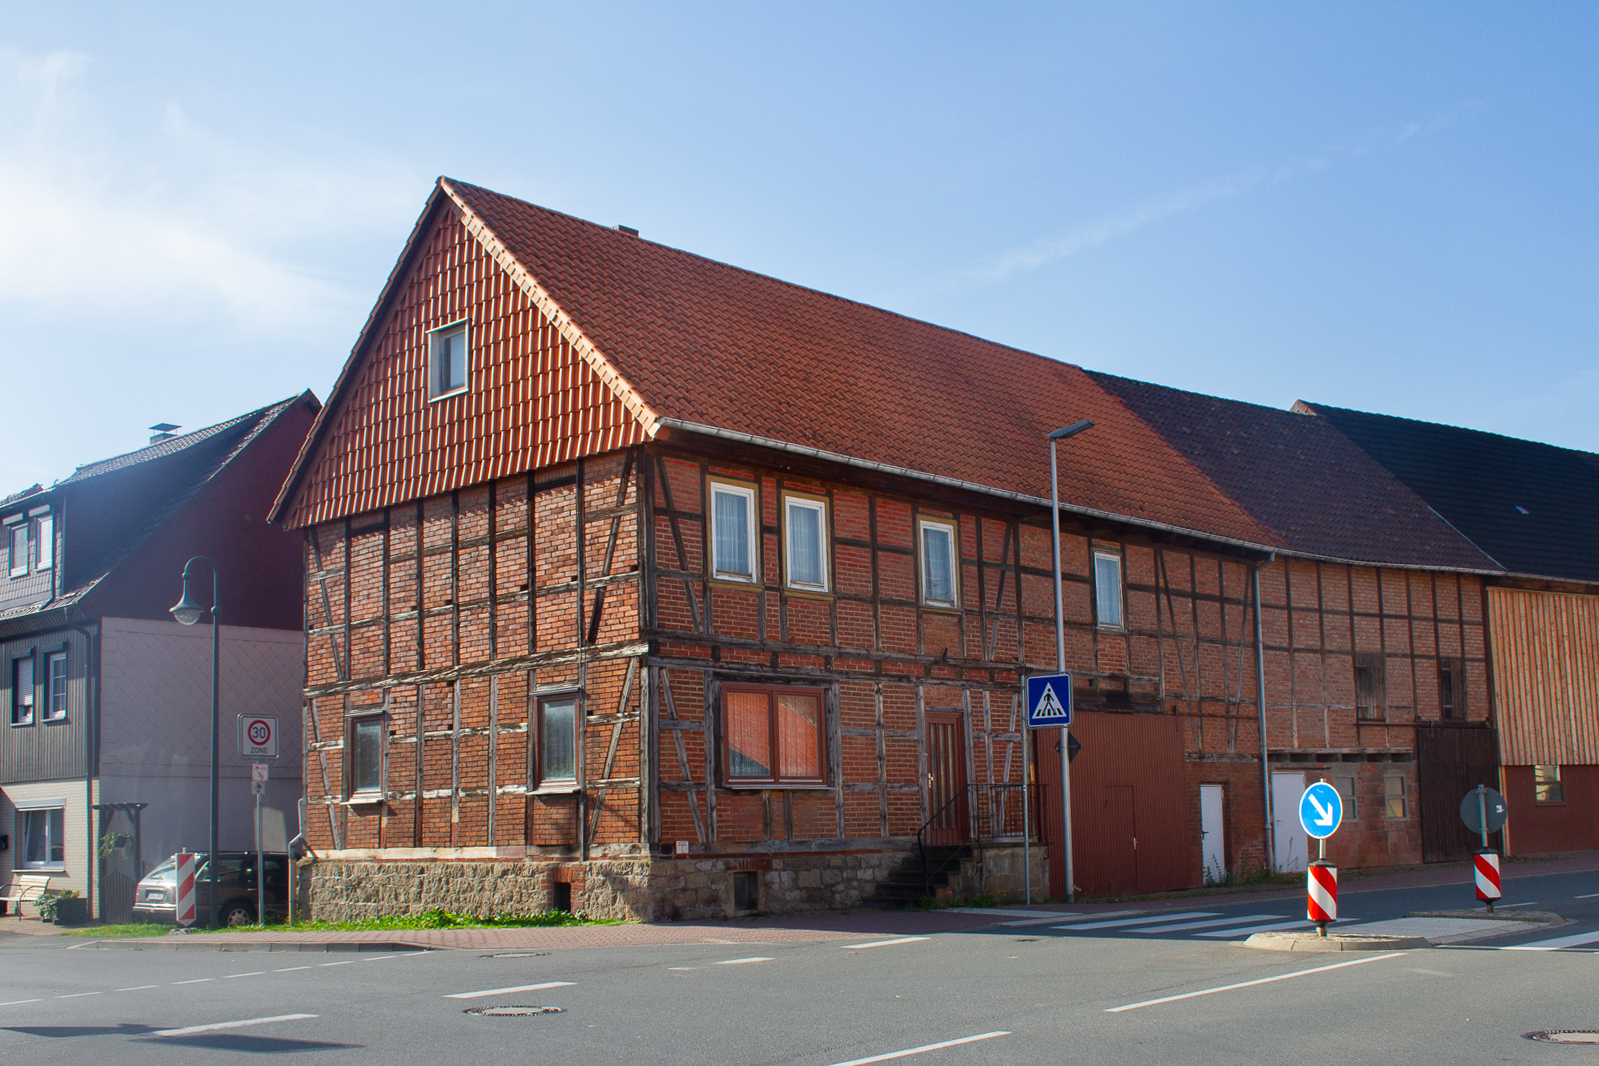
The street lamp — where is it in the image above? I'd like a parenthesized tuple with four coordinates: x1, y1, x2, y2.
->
(170, 556, 220, 929)
(1049, 420, 1093, 904)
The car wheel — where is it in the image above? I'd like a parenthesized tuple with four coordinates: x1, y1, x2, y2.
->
(219, 900, 256, 927)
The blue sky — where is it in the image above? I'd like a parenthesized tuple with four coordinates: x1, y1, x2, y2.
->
(3, 3, 1596, 488)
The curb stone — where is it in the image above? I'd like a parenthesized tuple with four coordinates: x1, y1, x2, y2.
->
(1244, 931, 1429, 952)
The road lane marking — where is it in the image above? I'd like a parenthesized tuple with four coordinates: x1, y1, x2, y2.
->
(1105, 952, 1407, 1012)
(667, 967, 698, 971)
(1002, 910, 1144, 927)
(842, 937, 931, 950)
(444, 981, 575, 999)
(272, 967, 312, 972)
(116, 986, 159, 992)
(171, 979, 213, 985)
(1136, 914, 1285, 934)
(222, 972, 265, 979)
(1058, 911, 1217, 931)
(1574, 892, 1599, 900)
(319, 960, 354, 967)
(1199, 920, 1313, 938)
(56, 992, 103, 999)
(1496, 901, 1538, 908)
(0, 999, 42, 1007)
(153, 1013, 318, 1038)
(1504, 930, 1599, 951)
(716, 957, 774, 965)
(362, 953, 422, 961)
(823, 1031, 1010, 1066)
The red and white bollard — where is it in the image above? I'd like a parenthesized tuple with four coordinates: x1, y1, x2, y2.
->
(1475, 849, 1502, 912)
(176, 853, 197, 927)
(1307, 860, 1337, 936)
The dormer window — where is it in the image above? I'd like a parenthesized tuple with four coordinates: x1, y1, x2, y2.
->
(428, 321, 469, 398)
(33, 513, 51, 570)
(7, 522, 26, 578)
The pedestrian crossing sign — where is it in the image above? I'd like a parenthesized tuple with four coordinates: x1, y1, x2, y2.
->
(1025, 673, 1073, 728)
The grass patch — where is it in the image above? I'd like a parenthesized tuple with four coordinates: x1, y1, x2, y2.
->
(59, 923, 172, 938)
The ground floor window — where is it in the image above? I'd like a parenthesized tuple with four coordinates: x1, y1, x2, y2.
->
(534, 695, 578, 788)
(722, 683, 825, 786)
(1383, 775, 1407, 819)
(1534, 764, 1564, 804)
(19, 808, 64, 868)
(348, 715, 384, 797)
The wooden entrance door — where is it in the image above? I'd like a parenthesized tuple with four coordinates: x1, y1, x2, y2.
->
(924, 712, 969, 845)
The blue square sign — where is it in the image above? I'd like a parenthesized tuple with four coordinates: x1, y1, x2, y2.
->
(1025, 673, 1072, 729)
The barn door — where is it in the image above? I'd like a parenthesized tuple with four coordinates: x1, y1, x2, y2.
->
(1417, 724, 1500, 862)
(924, 712, 969, 846)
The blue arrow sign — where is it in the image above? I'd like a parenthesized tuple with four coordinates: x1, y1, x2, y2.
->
(1299, 781, 1343, 840)
(1025, 673, 1072, 729)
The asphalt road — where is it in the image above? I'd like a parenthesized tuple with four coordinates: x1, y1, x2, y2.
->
(2, 867, 1596, 1066)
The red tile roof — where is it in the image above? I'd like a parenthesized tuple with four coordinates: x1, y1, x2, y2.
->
(428, 180, 1281, 548)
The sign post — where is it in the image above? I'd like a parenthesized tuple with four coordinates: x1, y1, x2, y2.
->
(1460, 784, 1507, 911)
(1025, 673, 1073, 905)
(175, 852, 197, 927)
(1299, 781, 1344, 937)
(252, 763, 268, 922)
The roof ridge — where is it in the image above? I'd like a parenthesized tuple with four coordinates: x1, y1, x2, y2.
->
(1299, 399, 1599, 460)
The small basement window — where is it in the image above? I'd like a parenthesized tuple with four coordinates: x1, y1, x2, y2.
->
(1534, 764, 1564, 804)
(428, 321, 469, 398)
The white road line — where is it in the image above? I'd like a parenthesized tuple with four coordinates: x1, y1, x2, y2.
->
(1199, 920, 1313, 938)
(1574, 892, 1599, 900)
(222, 972, 265, 979)
(1105, 952, 1407, 1012)
(823, 1031, 1010, 1066)
(1504, 930, 1599, 951)
(667, 967, 698, 971)
(444, 981, 575, 1000)
(362, 953, 420, 961)
(716, 957, 775, 965)
(1002, 909, 1145, 927)
(153, 1013, 318, 1038)
(272, 966, 312, 973)
(56, 991, 103, 999)
(1058, 911, 1218, 931)
(843, 937, 932, 950)
(1496, 901, 1538, 908)
(116, 985, 159, 992)
(171, 979, 213, 985)
(1136, 914, 1285, 934)
(0, 999, 42, 1007)
(319, 960, 354, 967)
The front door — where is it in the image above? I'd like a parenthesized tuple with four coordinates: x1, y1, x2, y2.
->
(1200, 784, 1226, 884)
(924, 712, 969, 845)
(1272, 772, 1308, 872)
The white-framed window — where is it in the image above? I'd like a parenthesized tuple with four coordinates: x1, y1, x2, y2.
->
(8, 522, 27, 577)
(11, 655, 33, 726)
(428, 320, 469, 399)
(19, 808, 65, 869)
(534, 694, 579, 789)
(44, 651, 66, 722)
(33, 514, 52, 570)
(918, 518, 958, 608)
(348, 715, 385, 797)
(709, 480, 758, 582)
(1094, 552, 1124, 628)
(784, 495, 829, 592)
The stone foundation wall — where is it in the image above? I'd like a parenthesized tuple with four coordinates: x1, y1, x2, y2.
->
(938, 844, 1050, 903)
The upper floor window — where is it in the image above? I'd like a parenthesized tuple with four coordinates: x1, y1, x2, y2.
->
(11, 656, 33, 726)
(1438, 657, 1464, 720)
(428, 321, 469, 398)
(918, 518, 957, 608)
(1093, 552, 1124, 628)
(722, 683, 825, 786)
(348, 715, 384, 798)
(8, 522, 27, 577)
(1355, 653, 1386, 721)
(710, 479, 757, 582)
(45, 652, 66, 722)
(534, 695, 578, 789)
(784, 495, 829, 592)
(33, 514, 52, 570)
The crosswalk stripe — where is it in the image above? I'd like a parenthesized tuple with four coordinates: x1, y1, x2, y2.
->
(1056, 911, 1218, 931)
(1136, 914, 1286, 934)
(1503, 929, 1599, 951)
(1197, 919, 1313, 938)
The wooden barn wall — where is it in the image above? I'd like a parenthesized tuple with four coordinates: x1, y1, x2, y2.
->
(300, 452, 646, 856)
(1487, 586, 1599, 766)
(282, 203, 647, 530)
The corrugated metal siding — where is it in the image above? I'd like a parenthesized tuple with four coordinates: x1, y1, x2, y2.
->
(0, 628, 91, 783)
(1488, 587, 1599, 765)
(282, 206, 649, 529)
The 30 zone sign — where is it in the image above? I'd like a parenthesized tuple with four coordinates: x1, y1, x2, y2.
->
(239, 715, 279, 759)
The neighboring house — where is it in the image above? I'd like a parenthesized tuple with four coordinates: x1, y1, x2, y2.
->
(1296, 402, 1599, 855)
(0, 395, 317, 920)
(268, 178, 1508, 920)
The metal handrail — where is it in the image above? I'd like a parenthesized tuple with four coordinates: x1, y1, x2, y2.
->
(915, 783, 1040, 899)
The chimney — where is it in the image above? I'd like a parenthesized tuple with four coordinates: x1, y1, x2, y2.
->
(149, 423, 180, 444)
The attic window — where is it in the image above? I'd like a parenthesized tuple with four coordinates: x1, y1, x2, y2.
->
(428, 321, 469, 399)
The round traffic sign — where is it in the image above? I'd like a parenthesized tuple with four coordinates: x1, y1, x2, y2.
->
(1460, 786, 1507, 834)
(247, 719, 272, 746)
(1299, 781, 1344, 839)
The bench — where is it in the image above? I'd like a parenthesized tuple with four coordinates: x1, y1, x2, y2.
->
(0, 873, 51, 919)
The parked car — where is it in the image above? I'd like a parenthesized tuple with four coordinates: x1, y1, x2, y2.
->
(131, 851, 290, 927)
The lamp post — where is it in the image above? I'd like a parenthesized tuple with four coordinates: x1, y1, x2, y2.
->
(170, 556, 220, 930)
(1048, 420, 1093, 904)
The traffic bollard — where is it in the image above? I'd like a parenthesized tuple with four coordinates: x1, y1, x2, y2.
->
(1307, 861, 1337, 937)
(1474, 849, 1502, 912)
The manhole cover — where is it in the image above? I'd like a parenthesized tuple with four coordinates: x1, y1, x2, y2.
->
(1525, 1031, 1599, 1044)
(463, 1005, 565, 1017)
(481, 952, 550, 958)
